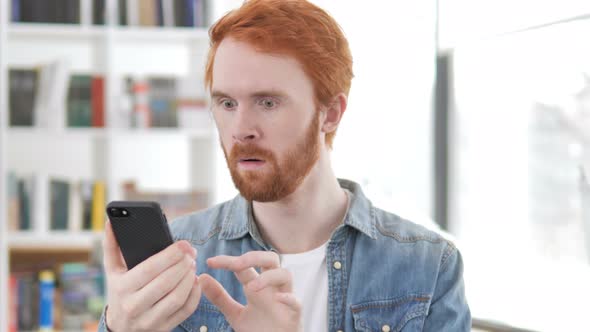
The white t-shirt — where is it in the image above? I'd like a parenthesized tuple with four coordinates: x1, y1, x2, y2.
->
(279, 189, 351, 332)
(280, 242, 329, 332)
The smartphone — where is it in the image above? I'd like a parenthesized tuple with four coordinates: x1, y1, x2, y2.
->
(106, 201, 174, 270)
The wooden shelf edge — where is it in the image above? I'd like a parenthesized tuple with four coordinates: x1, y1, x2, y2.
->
(7, 231, 103, 251)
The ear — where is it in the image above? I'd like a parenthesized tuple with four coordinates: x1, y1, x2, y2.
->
(321, 93, 347, 134)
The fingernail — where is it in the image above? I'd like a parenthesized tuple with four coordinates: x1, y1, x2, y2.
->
(192, 247, 197, 257)
(192, 260, 196, 268)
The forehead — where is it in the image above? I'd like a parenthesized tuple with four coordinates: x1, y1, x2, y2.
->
(212, 37, 314, 98)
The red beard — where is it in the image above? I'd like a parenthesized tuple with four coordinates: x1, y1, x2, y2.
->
(223, 113, 320, 202)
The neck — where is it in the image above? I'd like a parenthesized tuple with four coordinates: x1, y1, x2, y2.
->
(251, 151, 348, 254)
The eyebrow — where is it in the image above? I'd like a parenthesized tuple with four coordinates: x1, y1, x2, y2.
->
(211, 89, 289, 100)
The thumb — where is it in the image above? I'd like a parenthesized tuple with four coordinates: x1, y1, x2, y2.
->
(103, 219, 127, 273)
(199, 273, 243, 323)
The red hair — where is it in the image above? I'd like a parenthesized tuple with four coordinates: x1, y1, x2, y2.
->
(204, 0, 353, 148)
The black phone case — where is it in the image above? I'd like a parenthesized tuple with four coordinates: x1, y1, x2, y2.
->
(106, 201, 174, 270)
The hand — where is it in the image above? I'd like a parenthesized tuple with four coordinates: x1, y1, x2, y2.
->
(199, 251, 303, 332)
(103, 220, 202, 332)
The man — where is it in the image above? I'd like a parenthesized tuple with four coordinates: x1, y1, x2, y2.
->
(99, 0, 471, 331)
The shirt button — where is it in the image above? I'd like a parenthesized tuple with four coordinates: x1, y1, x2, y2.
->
(382, 324, 391, 332)
(333, 261, 342, 270)
(337, 330, 343, 332)
(200, 326, 208, 332)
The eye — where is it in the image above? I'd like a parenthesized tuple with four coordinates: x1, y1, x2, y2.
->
(221, 99, 237, 110)
(259, 98, 278, 110)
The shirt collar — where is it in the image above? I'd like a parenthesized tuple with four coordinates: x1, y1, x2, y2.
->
(218, 178, 378, 242)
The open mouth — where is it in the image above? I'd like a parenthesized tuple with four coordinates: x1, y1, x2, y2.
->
(238, 158, 266, 169)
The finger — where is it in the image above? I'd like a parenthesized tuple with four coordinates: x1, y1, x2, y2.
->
(199, 273, 243, 323)
(122, 241, 196, 291)
(275, 292, 301, 312)
(234, 268, 259, 285)
(247, 268, 292, 293)
(209, 251, 280, 272)
(147, 265, 196, 319)
(125, 255, 196, 314)
(164, 276, 202, 331)
(207, 256, 259, 284)
(103, 219, 127, 274)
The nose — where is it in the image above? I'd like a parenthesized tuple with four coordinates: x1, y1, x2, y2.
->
(232, 107, 259, 143)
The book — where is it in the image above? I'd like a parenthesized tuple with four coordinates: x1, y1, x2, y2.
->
(17, 272, 38, 330)
(8, 275, 17, 332)
(174, 0, 184, 27)
(131, 78, 151, 127)
(184, 0, 195, 27)
(49, 179, 70, 230)
(138, 0, 157, 26)
(149, 77, 177, 127)
(91, 181, 106, 231)
(7, 171, 21, 231)
(126, 0, 139, 26)
(16, 0, 80, 23)
(11, 0, 20, 22)
(118, 0, 127, 25)
(156, 0, 164, 26)
(162, 0, 175, 26)
(67, 74, 93, 127)
(60, 263, 105, 329)
(91, 76, 105, 127)
(17, 176, 33, 230)
(9, 68, 38, 126)
(93, 0, 106, 25)
(80, 180, 94, 231)
(64, 0, 81, 24)
(69, 181, 83, 232)
(195, 0, 205, 27)
(33, 173, 50, 233)
(34, 59, 70, 129)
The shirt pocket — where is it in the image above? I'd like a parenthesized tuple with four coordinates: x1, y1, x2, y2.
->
(178, 302, 231, 332)
(351, 295, 430, 332)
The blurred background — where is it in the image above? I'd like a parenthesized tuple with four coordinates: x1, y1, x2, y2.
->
(1, 0, 589, 331)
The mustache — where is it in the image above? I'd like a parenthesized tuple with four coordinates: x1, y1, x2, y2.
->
(229, 144, 275, 161)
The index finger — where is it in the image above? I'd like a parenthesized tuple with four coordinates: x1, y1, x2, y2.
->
(121, 240, 196, 292)
(208, 251, 280, 272)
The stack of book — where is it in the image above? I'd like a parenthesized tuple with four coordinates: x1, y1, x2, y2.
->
(9, 64, 105, 129)
(117, 0, 209, 27)
(9, 262, 105, 332)
(6, 171, 107, 232)
(9, 66, 211, 130)
(121, 76, 209, 129)
(11, 0, 81, 24)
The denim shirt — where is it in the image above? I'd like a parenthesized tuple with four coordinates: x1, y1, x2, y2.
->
(99, 178, 470, 331)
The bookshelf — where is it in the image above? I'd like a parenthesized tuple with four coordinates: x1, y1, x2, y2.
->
(7, 231, 103, 251)
(0, 0, 233, 331)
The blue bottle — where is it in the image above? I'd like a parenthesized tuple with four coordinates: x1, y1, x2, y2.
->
(39, 270, 55, 332)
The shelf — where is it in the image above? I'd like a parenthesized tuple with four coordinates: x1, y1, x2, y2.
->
(7, 127, 107, 139)
(7, 127, 213, 139)
(111, 127, 214, 139)
(8, 23, 208, 42)
(113, 26, 209, 42)
(7, 231, 103, 251)
(8, 23, 106, 39)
